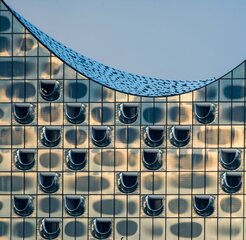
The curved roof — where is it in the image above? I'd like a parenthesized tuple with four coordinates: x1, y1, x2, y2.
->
(4, 1, 217, 97)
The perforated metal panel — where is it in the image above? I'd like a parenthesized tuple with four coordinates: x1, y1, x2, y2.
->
(7, 1, 216, 97)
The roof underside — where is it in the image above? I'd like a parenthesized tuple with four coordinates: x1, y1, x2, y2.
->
(4, 0, 218, 97)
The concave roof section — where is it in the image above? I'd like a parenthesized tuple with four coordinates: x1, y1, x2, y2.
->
(5, 0, 217, 97)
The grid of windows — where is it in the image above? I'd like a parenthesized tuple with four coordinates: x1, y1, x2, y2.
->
(0, 1, 246, 239)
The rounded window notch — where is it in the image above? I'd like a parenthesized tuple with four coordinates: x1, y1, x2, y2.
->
(144, 126, 164, 147)
(40, 80, 60, 101)
(39, 172, 59, 193)
(64, 195, 85, 216)
(194, 195, 214, 217)
(91, 218, 112, 239)
(220, 149, 241, 170)
(15, 149, 35, 171)
(142, 149, 162, 170)
(14, 103, 34, 124)
(65, 103, 86, 124)
(118, 103, 138, 124)
(40, 218, 61, 239)
(13, 195, 34, 217)
(221, 172, 242, 193)
(91, 126, 111, 147)
(66, 149, 87, 171)
(143, 195, 164, 216)
(170, 126, 191, 147)
(194, 103, 216, 124)
(118, 172, 138, 193)
(41, 126, 61, 147)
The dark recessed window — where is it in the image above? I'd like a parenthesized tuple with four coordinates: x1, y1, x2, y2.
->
(91, 126, 111, 147)
(118, 103, 138, 124)
(220, 149, 241, 170)
(14, 103, 34, 124)
(170, 126, 191, 147)
(144, 126, 164, 147)
(15, 149, 35, 170)
(91, 218, 112, 239)
(64, 195, 85, 216)
(221, 172, 242, 193)
(13, 195, 33, 216)
(40, 219, 61, 239)
(193, 195, 214, 217)
(41, 126, 61, 147)
(65, 103, 86, 124)
(142, 149, 162, 170)
(194, 103, 215, 124)
(143, 195, 164, 216)
(118, 172, 138, 193)
(40, 80, 60, 101)
(39, 172, 59, 193)
(66, 149, 87, 170)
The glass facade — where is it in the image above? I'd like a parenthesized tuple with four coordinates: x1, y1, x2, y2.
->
(0, 0, 246, 239)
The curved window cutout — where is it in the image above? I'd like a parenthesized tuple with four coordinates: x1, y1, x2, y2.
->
(14, 103, 34, 124)
(170, 126, 191, 147)
(91, 218, 112, 240)
(39, 172, 59, 193)
(194, 103, 215, 124)
(142, 149, 162, 170)
(65, 103, 86, 124)
(220, 149, 241, 170)
(15, 149, 35, 171)
(40, 80, 60, 101)
(194, 195, 214, 217)
(13, 195, 33, 216)
(144, 126, 164, 147)
(119, 103, 138, 124)
(221, 172, 242, 193)
(66, 149, 87, 170)
(64, 195, 85, 216)
(41, 126, 61, 147)
(91, 126, 111, 147)
(118, 172, 138, 193)
(143, 195, 164, 216)
(40, 218, 61, 239)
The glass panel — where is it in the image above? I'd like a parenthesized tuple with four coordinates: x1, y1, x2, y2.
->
(13, 15, 24, 33)
(26, 34, 38, 56)
(0, 57, 12, 79)
(206, 81, 218, 101)
(38, 56, 51, 79)
(194, 87, 205, 101)
(180, 103, 192, 124)
(0, 11, 12, 33)
(38, 43, 50, 56)
(90, 81, 102, 102)
(13, 57, 25, 79)
(233, 62, 245, 78)
(0, 103, 10, 125)
(50, 56, 63, 79)
(167, 102, 179, 125)
(26, 56, 38, 79)
(232, 78, 245, 101)
(13, 33, 25, 56)
(102, 86, 115, 102)
(0, 33, 12, 56)
(64, 64, 76, 79)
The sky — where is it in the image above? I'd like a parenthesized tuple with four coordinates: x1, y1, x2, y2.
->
(6, 0, 246, 80)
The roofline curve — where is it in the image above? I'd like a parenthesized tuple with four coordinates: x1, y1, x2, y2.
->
(2, 0, 241, 97)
